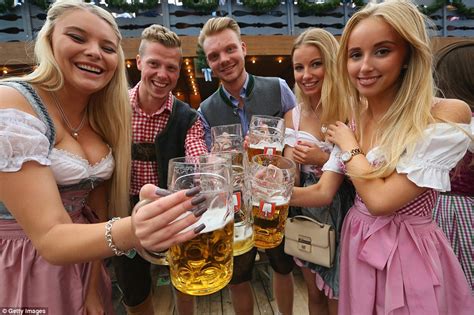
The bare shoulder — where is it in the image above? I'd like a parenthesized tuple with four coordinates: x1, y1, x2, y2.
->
(284, 108, 294, 128)
(432, 98, 471, 124)
(0, 85, 37, 116)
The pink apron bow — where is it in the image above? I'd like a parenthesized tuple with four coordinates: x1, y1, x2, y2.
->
(354, 199, 441, 314)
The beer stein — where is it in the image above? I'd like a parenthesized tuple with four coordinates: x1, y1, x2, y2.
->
(211, 123, 243, 152)
(210, 127, 254, 256)
(249, 154, 295, 249)
(210, 152, 254, 256)
(247, 115, 285, 162)
(167, 155, 234, 296)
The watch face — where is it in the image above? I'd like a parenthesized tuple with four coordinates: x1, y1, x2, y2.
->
(340, 151, 352, 162)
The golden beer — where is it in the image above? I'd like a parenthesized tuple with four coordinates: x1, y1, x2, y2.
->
(252, 197, 289, 249)
(231, 167, 254, 256)
(169, 220, 234, 296)
(247, 144, 283, 162)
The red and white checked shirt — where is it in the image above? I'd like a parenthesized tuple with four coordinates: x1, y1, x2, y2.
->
(129, 83, 208, 195)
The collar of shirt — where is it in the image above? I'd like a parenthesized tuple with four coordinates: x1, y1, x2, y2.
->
(221, 73, 249, 107)
(129, 82, 173, 117)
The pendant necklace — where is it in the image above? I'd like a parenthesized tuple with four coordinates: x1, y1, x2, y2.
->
(50, 92, 87, 139)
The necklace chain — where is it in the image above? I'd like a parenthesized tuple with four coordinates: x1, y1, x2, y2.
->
(50, 92, 87, 139)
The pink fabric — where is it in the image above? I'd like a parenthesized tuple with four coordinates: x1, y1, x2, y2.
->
(338, 196, 473, 315)
(294, 257, 337, 299)
(0, 209, 114, 314)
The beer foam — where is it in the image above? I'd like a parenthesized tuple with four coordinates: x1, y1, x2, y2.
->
(180, 205, 233, 234)
(249, 142, 284, 151)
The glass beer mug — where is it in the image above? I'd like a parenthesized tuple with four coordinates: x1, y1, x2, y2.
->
(249, 154, 296, 249)
(210, 124, 254, 256)
(167, 155, 234, 296)
(247, 115, 285, 162)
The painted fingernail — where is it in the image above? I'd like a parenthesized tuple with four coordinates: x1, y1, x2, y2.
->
(193, 223, 205, 234)
(191, 195, 206, 206)
(185, 186, 202, 197)
(192, 205, 208, 217)
(155, 188, 172, 197)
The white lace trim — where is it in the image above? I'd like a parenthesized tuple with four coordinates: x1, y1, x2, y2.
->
(0, 109, 51, 171)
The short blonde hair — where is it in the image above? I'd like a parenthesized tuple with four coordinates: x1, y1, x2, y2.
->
(291, 28, 347, 125)
(15, 0, 131, 216)
(139, 24, 182, 56)
(198, 17, 241, 48)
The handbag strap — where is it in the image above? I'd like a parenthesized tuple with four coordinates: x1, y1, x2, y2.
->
(289, 215, 330, 229)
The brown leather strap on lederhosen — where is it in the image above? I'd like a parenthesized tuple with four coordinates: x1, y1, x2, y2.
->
(130, 143, 157, 208)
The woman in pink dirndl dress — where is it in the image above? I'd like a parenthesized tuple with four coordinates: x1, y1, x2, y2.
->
(290, 1, 473, 314)
(0, 1, 207, 313)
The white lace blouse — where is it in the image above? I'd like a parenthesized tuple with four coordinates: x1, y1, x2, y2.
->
(321, 123, 472, 192)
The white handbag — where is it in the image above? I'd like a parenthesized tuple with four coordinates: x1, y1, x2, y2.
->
(284, 215, 336, 268)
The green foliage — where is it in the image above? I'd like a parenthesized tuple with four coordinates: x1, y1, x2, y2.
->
(30, 0, 158, 12)
(418, 0, 445, 15)
(0, 0, 15, 13)
(296, 0, 341, 15)
(451, 0, 474, 18)
(196, 44, 209, 72)
(105, 0, 158, 12)
(243, 0, 281, 13)
(418, 0, 474, 18)
(182, 0, 219, 12)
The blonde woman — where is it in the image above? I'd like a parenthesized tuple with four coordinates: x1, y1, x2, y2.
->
(290, 1, 473, 314)
(0, 1, 206, 313)
(283, 28, 353, 315)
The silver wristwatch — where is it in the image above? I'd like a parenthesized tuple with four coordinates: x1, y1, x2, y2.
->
(340, 148, 363, 163)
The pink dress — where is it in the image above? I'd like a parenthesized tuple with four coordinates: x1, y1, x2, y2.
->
(0, 83, 115, 314)
(322, 123, 473, 314)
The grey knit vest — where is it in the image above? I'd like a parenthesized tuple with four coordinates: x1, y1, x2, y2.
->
(200, 74, 283, 128)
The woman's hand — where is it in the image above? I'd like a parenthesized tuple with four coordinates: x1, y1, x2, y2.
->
(293, 140, 329, 166)
(131, 184, 207, 253)
(326, 121, 359, 151)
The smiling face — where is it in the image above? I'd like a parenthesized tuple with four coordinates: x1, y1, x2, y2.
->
(202, 28, 247, 87)
(346, 17, 408, 103)
(293, 44, 325, 101)
(50, 9, 119, 95)
(136, 41, 181, 105)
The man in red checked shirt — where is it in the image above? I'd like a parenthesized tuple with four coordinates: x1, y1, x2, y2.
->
(112, 25, 208, 315)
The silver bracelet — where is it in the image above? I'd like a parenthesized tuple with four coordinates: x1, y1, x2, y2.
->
(105, 217, 133, 256)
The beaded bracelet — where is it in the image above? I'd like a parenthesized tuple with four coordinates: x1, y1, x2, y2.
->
(105, 217, 134, 257)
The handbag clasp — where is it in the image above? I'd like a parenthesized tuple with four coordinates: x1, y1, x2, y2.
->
(297, 235, 312, 253)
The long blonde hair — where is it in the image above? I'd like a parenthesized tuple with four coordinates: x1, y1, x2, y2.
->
(18, 0, 131, 216)
(337, 0, 436, 178)
(291, 28, 348, 125)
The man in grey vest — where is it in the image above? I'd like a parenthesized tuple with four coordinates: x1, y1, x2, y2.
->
(198, 17, 296, 315)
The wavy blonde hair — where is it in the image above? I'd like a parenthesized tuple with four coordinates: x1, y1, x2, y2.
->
(291, 28, 348, 125)
(17, 0, 131, 216)
(337, 0, 436, 178)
